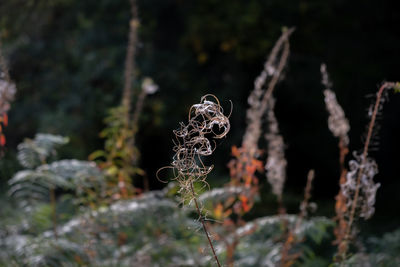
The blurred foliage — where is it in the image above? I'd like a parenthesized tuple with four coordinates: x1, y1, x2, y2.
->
(16, 133, 69, 168)
(89, 106, 143, 200)
(8, 134, 104, 225)
(0, 182, 338, 266)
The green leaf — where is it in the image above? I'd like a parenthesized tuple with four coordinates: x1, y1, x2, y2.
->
(88, 150, 106, 161)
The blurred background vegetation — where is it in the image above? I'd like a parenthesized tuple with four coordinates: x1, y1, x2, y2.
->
(1, 0, 400, 236)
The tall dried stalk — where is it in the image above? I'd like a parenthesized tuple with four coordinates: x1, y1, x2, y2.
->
(320, 64, 350, 253)
(235, 28, 294, 218)
(121, 0, 139, 125)
(242, 27, 294, 157)
(112, 0, 141, 197)
(339, 82, 398, 261)
(160, 95, 230, 266)
(321, 69, 399, 263)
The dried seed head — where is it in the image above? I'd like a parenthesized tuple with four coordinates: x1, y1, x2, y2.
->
(169, 95, 230, 197)
(341, 151, 380, 220)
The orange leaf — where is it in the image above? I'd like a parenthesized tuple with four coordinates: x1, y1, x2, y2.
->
(214, 203, 224, 219)
(253, 159, 264, 172)
(3, 114, 8, 126)
(244, 175, 252, 186)
(239, 195, 248, 203)
(242, 200, 250, 212)
(231, 146, 240, 157)
(245, 164, 255, 175)
(0, 134, 5, 146)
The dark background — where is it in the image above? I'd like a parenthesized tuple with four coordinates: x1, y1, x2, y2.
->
(1, 0, 399, 233)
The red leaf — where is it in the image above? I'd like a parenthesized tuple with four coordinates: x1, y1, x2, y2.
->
(231, 146, 240, 157)
(0, 134, 6, 146)
(3, 114, 8, 127)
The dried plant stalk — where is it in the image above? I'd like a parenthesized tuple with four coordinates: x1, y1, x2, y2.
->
(242, 28, 294, 157)
(322, 65, 400, 262)
(160, 94, 230, 267)
(338, 81, 399, 262)
(320, 64, 350, 252)
(229, 28, 293, 219)
(190, 182, 221, 267)
(280, 170, 315, 267)
(121, 0, 139, 123)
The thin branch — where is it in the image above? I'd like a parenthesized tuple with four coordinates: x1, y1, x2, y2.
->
(121, 0, 139, 125)
(190, 182, 221, 267)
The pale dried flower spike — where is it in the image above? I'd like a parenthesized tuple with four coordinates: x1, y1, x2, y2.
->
(321, 63, 350, 145)
(242, 28, 294, 157)
(265, 98, 287, 202)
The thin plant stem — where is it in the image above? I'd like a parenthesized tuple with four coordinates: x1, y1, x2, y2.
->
(277, 194, 286, 215)
(189, 182, 221, 267)
(226, 237, 239, 267)
(129, 88, 146, 164)
(333, 137, 349, 260)
(338, 138, 348, 173)
(281, 170, 314, 267)
(122, 0, 139, 126)
(295, 170, 314, 230)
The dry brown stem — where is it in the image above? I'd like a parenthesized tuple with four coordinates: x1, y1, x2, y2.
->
(122, 0, 139, 125)
(340, 81, 398, 262)
(190, 182, 221, 267)
(281, 170, 315, 267)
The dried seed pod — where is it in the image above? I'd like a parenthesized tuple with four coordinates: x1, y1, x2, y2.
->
(168, 95, 230, 197)
(341, 152, 380, 219)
